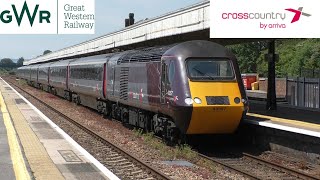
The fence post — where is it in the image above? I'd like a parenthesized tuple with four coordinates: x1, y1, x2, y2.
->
(285, 76, 288, 102)
(296, 77, 299, 106)
(313, 69, 315, 78)
(318, 78, 320, 109)
(302, 77, 305, 107)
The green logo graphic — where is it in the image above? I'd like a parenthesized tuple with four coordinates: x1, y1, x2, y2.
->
(0, 1, 51, 27)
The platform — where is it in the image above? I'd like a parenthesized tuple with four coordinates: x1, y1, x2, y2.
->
(246, 90, 286, 101)
(244, 100, 320, 138)
(0, 78, 119, 180)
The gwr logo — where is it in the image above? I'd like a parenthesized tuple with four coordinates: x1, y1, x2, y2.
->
(0, 1, 50, 27)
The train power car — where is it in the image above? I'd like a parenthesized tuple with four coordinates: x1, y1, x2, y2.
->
(17, 40, 248, 142)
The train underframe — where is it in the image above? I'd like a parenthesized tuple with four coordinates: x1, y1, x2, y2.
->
(41, 84, 183, 144)
(97, 98, 182, 144)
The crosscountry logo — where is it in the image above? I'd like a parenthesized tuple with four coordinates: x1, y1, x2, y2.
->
(285, 7, 311, 23)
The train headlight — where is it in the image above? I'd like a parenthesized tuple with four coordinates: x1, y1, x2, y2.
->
(234, 97, 241, 104)
(242, 98, 248, 104)
(184, 98, 194, 105)
(194, 97, 202, 104)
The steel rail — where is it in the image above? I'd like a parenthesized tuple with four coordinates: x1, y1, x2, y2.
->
(243, 153, 319, 180)
(6, 78, 171, 180)
(198, 151, 319, 180)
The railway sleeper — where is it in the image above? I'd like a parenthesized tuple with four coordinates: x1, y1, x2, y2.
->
(118, 164, 135, 170)
(107, 159, 128, 164)
(117, 161, 132, 166)
(129, 170, 144, 175)
(107, 156, 123, 161)
(105, 153, 120, 157)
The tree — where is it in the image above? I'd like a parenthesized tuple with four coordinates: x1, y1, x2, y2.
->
(228, 41, 268, 74)
(0, 58, 15, 68)
(43, 50, 52, 55)
(17, 57, 24, 67)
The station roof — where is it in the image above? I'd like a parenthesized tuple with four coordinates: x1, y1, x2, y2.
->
(24, 0, 272, 65)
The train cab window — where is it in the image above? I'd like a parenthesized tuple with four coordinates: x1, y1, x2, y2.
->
(186, 59, 235, 81)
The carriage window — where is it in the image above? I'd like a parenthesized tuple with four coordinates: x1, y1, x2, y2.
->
(186, 59, 235, 81)
(70, 66, 103, 81)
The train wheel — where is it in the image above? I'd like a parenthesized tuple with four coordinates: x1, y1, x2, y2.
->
(144, 114, 152, 133)
(76, 96, 81, 105)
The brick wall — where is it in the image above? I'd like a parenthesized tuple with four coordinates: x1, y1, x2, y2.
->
(258, 78, 287, 98)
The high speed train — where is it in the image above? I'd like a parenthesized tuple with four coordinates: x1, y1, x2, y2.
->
(17, 40, 249, 142)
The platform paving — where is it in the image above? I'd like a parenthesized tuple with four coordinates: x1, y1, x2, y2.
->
(0, 112, 15, 180)
(0, 78, 117, 180)
(245, 100, 320, 138)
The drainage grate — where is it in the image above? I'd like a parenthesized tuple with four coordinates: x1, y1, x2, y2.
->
(15, 99, 26, 104)
(162, 160, 194, 167)
(58, 150, 83, 162)
(30, 116, 43, 122)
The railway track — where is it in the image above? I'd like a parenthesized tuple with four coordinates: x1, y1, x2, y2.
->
(6, 78, 171, 180)
(6, 77, 320, 180)
(199, 152, 319, 180)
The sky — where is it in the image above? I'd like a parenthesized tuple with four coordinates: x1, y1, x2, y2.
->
(0, 0, 203, 60)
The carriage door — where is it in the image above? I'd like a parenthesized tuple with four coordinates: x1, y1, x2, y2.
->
(160, 61, 169, 104)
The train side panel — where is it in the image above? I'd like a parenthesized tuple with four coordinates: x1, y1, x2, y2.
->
(69, 64, 104, 98)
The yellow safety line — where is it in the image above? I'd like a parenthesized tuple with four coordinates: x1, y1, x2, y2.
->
(0, 91, 31, 180)
(247, 113, 320, 129)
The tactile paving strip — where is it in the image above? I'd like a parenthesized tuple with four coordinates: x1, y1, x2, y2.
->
(0, 82, 65, 180)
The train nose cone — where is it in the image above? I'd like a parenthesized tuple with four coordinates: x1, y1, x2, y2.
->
(186, 81, 245, 134)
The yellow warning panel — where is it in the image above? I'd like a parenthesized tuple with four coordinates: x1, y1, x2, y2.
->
(0, 91, 31, 180)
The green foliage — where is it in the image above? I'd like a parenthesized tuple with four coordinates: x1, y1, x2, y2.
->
(174, 144, 198, 161)
(0, 68, 9, 76)
(227, 39, 320, 78)
(228, 41, 268, 73)
(17, 57, 24, 67)
(0, 58, 16, 68)
(43, 50, 52, 55)
(133, 128, 144, 138)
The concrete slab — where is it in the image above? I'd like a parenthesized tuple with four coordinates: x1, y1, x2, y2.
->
(0, 78, 119, 180)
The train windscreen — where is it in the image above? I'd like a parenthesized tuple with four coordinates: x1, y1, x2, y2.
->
(186, 58, 235, 81)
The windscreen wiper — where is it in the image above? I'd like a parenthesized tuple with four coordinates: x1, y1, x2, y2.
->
(192, 67, 216, 80)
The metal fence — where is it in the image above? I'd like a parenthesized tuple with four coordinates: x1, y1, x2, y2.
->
(286, 77, 320, 109)
(300, 68, 320, 78)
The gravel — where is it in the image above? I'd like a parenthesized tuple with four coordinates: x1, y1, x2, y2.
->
(7, 77, 248, 180)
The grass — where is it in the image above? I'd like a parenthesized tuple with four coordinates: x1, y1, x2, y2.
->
(16, 79, 28, 87)
(0, 68, 8, 76)
(133, 128, 144, 138)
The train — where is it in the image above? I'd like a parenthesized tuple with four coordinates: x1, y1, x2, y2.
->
(16, 40, 249, 142)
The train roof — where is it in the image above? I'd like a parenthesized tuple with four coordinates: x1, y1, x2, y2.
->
(29, 64, 41, 69)
(116, 44, 177, 64)
(38, 62, 54, 68)
(17, 66, 28, 70)
(22, 40, 236, 68)
(69, 54, 113, 66)
(163, 40, 237, 61)
(50, 58, 78, 67)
